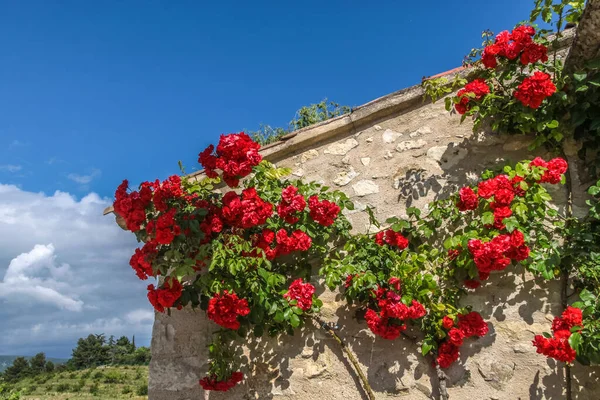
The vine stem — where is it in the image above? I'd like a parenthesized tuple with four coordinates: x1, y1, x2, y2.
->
(312, 316, 376, 400)
(560, 147, 574, 400)
(433, 355, 450, 400)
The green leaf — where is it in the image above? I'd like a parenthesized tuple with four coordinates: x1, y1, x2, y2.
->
(569, 332, 582, 354)
(481, 212, 494, 225)
(546, 120, 559, 129)
(274, 311, 284, 323)
(573, 72, 587, 82)
(579, 289, 596, 303)
(504, 217, 519, 232)
(407, 207, 421, 218)
(421, 343, 433, 356)
(576, 85, 589, 92)
(290, 314, 300, 328)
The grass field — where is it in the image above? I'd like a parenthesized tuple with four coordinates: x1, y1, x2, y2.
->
(8, 365, 148, 400)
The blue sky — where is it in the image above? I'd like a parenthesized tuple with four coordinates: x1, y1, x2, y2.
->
(0, 0, 536, 357)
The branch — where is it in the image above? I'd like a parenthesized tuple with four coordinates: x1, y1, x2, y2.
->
(559, 147, 574, 400)
(432, 355, 450, 400)
(312, 316, 376, 400)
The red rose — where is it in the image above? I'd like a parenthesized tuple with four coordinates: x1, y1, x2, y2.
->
(308, 196, 340, 226)
(457, 187, 479, 211)
(448, 328, 465, 346)
(442, 316, 455, 329)
(437, 342, 460, 368)
(207, 290, 251, 330)
(284, 278, 316, 311)
(514, 72, 556, 109)
(199, 372, 244, 392)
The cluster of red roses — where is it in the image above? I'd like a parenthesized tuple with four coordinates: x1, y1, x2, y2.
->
(221, 188, 273, 229)
(207, 291, 251, 330)
(533, 306, 583, 363)
(466, 229, 530, 285)
(129, 240, 158, 280)
(514, 71, 557, 109)
(283, 279, 316, 311)
(457, 158, 567, 229)
(454, 79, 491, 115)
(437, 312, 489, 368)
(481, 26, 548, 69)
(454, 157, 569, 287)
(364, 278, 426, 340)
(199, 371, 244, 392)
(114, 180, 152, 232)
(147, 277, 183, 313)
(458, 174, 523, 229)
(249, 228, 312, 260)
(277, 185, 306, 223)
(454, 25, 556, 113)
(530, 156, 568, 184)
(198, 132, 262, 187)
(375, 229, 409, 250)
(308, 196, 341, 226)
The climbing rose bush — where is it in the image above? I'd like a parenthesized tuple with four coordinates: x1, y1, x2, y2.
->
(114, 132, 353, 391)
(533, 306, 583, 363)
(446, 24, 564, 146)
(115, 128, 581, 390)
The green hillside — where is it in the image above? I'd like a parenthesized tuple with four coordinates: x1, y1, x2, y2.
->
(1, 365, 148, 400)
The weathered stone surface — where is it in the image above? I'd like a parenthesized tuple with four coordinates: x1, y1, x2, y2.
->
(360, 157, 371, 166)
(382, 128, 403, 143)
(384, 150, 394, 160)
(396, 139, 427, 152)
(300, 149, 319, 163)
(374, 125, 383, 131)
(352, 180, 379, 196)
(292, 168, 304, 177)
(410, 126, 432, 137)
(324, 138, 359, 155)
(427, 143, 468, 168)
(476, 356, 516, 390)
(333, 167, 359, 186)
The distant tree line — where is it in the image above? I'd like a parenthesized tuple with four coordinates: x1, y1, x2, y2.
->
(0, 334, 150, 383)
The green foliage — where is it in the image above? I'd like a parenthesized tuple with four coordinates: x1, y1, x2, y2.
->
(290, 99, 350, 131)
(422, 75, 467, 103)
(136, 382, 148, 396)
(69, 333, 150, 370)
(2, 358, 29, 383)
(89, 382, 100, 395)
(103, 370, 125, 384)
(439, 0, 599, 156)
(43, 361, 54, 373)
(567, 59, 600, 177)
(248, 99, 351, 146)
(530, 0, 585, 28)
(55, 382, 70, 392)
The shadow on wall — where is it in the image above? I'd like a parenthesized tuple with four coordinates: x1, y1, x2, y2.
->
(392, 129, 555, 208)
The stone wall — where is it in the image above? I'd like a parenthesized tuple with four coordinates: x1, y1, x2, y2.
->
(146, 21, 600, 400)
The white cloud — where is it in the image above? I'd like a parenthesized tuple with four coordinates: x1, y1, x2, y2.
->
(0, 244, 83, 311)
(0, 183, 153, 357)
(0, 164, 22, 173)
(125, 309, 155, 325)
(67, 168, 101, 184)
